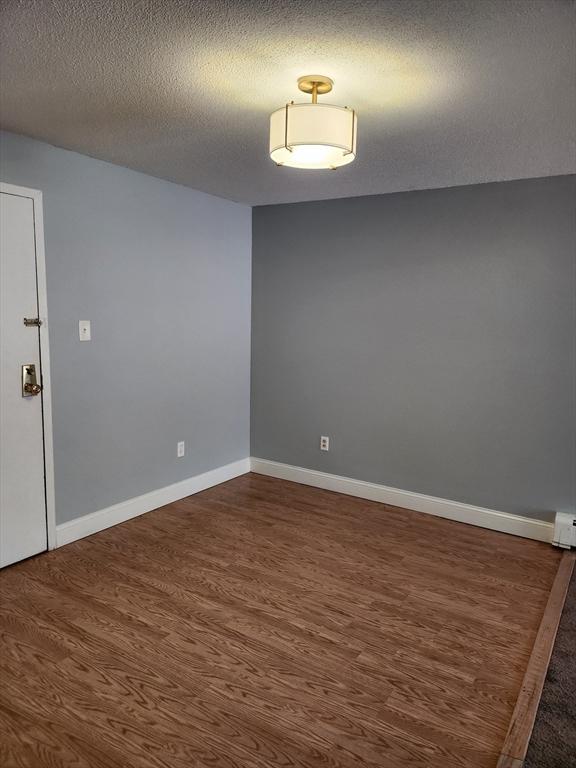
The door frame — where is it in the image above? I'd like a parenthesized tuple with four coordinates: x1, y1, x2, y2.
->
(1, 182, 56, 551)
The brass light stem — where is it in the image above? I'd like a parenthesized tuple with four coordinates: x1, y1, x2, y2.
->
(297, 75, 333, 99)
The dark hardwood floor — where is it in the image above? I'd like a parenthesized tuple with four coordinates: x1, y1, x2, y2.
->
(0, 473, 561, 768)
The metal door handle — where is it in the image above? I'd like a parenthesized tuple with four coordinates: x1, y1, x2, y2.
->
(22, 364, 42, 397)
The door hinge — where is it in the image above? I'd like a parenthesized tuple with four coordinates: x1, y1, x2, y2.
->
(23, 317, 42, 327)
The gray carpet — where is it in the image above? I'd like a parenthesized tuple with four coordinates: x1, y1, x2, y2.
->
(524, 565, 576, 768)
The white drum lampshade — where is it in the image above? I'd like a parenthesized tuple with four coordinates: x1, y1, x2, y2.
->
(269, 76, 357, 170)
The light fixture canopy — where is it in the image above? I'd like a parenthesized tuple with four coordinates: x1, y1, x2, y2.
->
(270, 75, 357, 170)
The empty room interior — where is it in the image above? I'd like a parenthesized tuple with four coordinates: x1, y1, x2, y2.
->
(1, 2, 575, 767)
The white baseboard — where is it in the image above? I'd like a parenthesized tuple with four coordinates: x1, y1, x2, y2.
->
(55, 458, 251, 548)
(250, 458, 554, 543)
(55, 455, 554, 548)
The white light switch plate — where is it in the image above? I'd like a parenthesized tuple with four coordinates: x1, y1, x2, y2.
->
(79, 320, 91, 341)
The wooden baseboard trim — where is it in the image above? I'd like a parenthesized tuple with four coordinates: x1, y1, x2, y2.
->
(497, 550, 576, 768)
(250, 458, 554, 543)
(55, 458, 251, 547)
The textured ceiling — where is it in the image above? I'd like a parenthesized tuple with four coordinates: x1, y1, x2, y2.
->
(1, 0, 574, 205)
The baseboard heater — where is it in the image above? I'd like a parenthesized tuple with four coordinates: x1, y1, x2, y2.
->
(553, 511, 576, 549)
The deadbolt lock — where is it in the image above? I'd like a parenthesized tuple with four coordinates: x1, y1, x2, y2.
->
(22, 364, 42, 397)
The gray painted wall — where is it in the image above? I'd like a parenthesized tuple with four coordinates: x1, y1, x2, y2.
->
(2, 129, 572, 527)
(252, 176, 576, 521)
(1, 131, 251, 524)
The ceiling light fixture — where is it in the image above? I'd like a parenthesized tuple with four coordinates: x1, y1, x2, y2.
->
(269, 75, 357, 170)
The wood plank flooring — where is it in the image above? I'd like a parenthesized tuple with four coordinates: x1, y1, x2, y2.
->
(0, 473, 561, 768)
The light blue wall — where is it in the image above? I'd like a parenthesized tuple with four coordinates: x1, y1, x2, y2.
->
(3, 130, 573, 527)
(252, 176, 576, 521)
(1, 131, 251, 524)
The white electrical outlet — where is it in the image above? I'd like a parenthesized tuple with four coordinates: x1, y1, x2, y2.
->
(177, 441, 185, 458)
(79, 320, 91, 341)
(320, 435, 330, 451)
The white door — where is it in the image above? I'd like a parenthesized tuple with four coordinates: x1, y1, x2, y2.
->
(0, 188, 49, 567)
